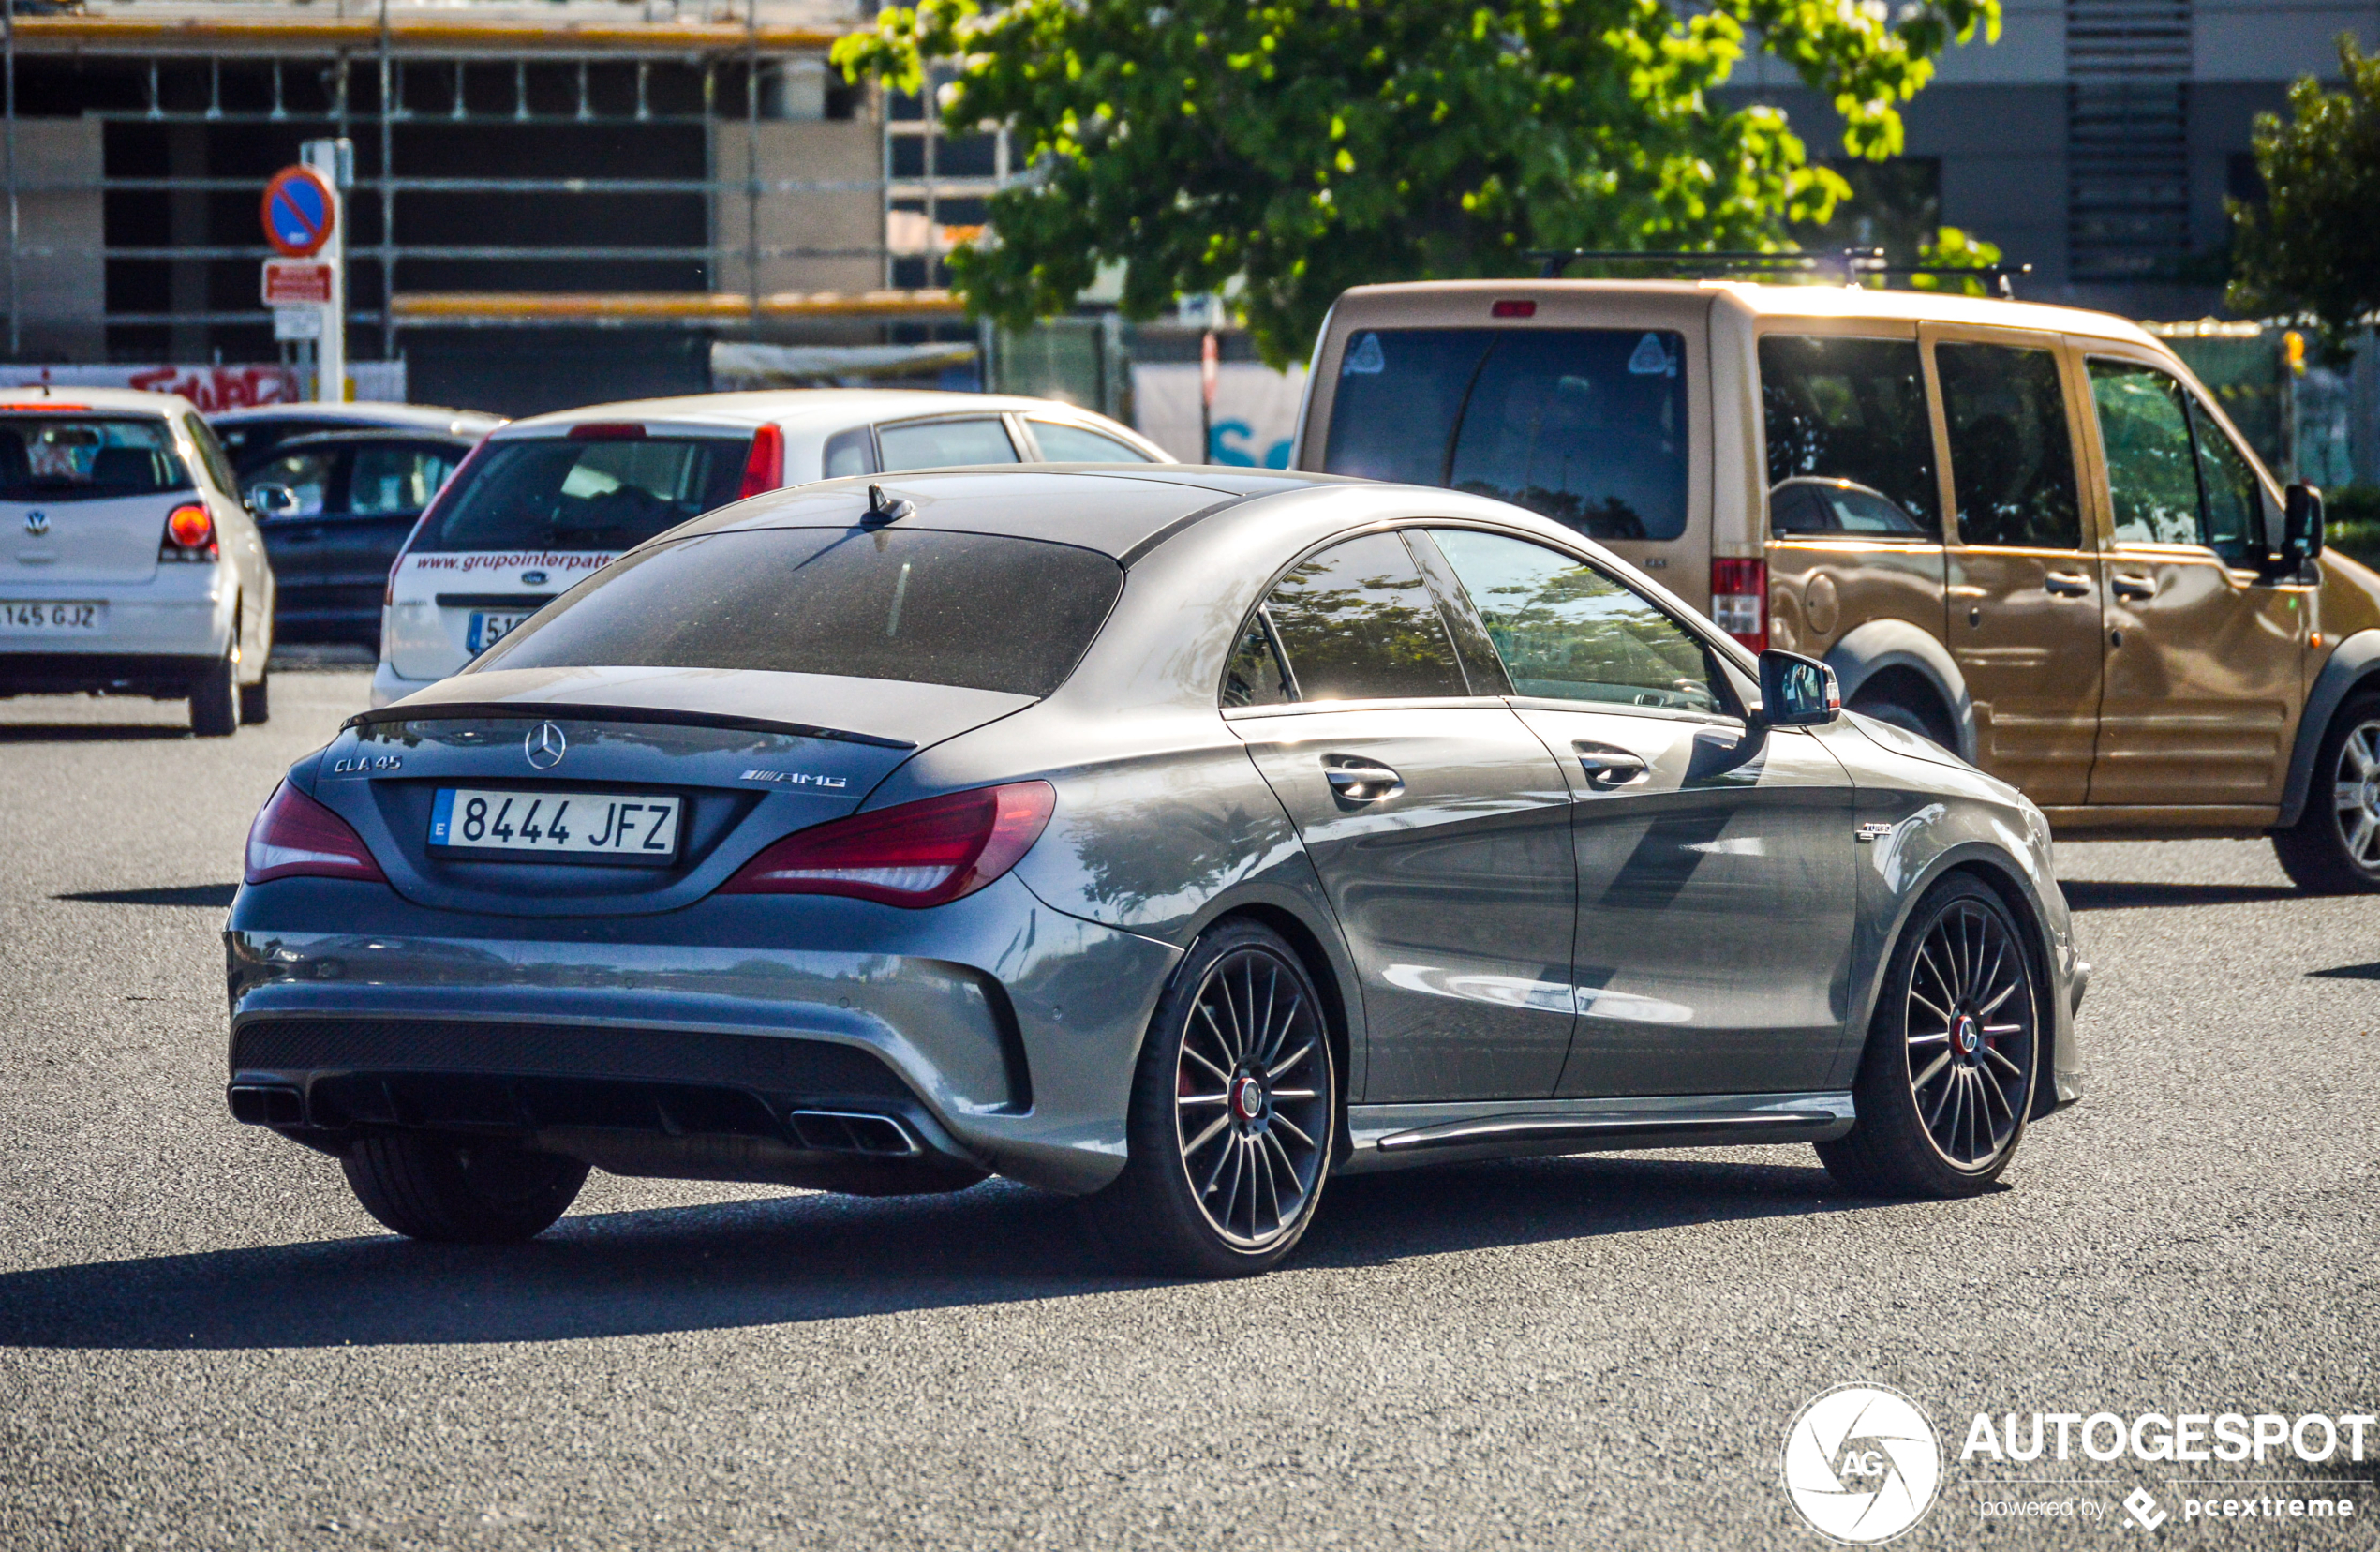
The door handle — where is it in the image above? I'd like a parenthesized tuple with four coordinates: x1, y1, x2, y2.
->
(2109, 574, 2157, 602)
(1322, 756, 1405, 803)
(2043, 571, 2092, 598)
(1572, 743, 1650, 788)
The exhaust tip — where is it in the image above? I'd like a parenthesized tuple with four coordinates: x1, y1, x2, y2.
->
(228, 1083, 305, 1127)
(788, 1109, 919, 1157)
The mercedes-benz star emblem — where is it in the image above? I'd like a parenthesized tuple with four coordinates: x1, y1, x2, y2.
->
(23, 511, 49, 536)
(523, 722, 568, 769)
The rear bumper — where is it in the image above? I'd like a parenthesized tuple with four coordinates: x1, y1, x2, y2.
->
(224, 873, 1181, 1195)
(0, 568, 233, 673)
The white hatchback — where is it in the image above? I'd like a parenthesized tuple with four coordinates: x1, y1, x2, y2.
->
(0, 386, 275, 734)
(373, 388, 1168, 706)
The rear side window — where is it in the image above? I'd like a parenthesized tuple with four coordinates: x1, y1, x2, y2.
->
(350, 444, 457, 515)
(1251, 532, 1467, 702)
(1322, 328, 1689, 541)
(1426, 529, 1721, 714)
(877, 417, 1019, 470)
(183, 414, 240, 495)
(420, 436, 748, 552)
(1030, 420, 1152, 462)
(0, 416, 190, 503)
(475, 528, 1122, 697)
(1759, 336, 1938, 536)
(1936, 343, 2084, 550)
(822, 426, 877, 479)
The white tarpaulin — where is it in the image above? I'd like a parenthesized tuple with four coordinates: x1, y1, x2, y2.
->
(1132, 362, 1307, 466)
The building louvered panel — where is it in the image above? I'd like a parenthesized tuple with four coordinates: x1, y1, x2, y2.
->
(2067, 0, 2194, 279)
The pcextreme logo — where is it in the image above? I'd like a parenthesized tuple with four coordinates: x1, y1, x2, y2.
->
(1782, 1384, 1943, 1545)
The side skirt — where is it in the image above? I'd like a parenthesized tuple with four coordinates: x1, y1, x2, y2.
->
(1338, 1090, 1856, 1174)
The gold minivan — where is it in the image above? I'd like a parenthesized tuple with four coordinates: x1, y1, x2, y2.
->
(1293, 280, 2380, 891)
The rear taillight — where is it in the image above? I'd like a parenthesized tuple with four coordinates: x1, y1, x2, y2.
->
(245, 782, 386, 885)
(738, 424, 785, 500)
(159, 502, 216, 561)
(719, 782, 1054, 907)
(1710, 557, 1768, 653)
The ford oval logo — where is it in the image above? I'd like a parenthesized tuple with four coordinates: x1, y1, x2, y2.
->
(521, 571, 547, 586)
(523, 722, 568, 770)
(23, 511, 48, 537)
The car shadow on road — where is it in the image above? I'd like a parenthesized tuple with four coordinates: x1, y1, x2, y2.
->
(54, 883, 240, 907)
(0, 723, 193, 743)
(0, 1154, 1888, 1351)
(2059, 880, 2302, 911)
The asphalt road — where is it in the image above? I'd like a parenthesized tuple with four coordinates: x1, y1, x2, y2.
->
(0, 670, 2373, 1550)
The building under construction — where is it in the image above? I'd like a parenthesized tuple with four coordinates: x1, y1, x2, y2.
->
(1, 0, 999, 411)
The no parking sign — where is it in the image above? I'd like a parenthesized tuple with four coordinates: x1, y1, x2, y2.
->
(260, 164, 336, 258)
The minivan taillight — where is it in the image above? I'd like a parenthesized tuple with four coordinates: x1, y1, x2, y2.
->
(738, 424, 784, 500)
(719, 782, 1054, 907)
(159, 502, 216, 561)
(245, 782, 386, 885)
(1710, 557, 1768, 653)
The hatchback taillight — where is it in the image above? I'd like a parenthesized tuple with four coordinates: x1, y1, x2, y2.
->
(159, 502, 216, 561)
(245, 782, 386, 885)
(738, 424, 784, 500)
(719, 782, 1054, 907)
(1710, 557, 1768, 653)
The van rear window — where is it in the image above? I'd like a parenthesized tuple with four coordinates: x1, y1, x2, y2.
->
(473, 527, 1123, 697)
(419, 436, 750, 553)
(1321, 328, 1688, 541)
(0, 416, 190, 503)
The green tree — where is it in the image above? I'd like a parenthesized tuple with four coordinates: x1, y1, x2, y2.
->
(2229, 36, 2380, 358)
(837, 0, 2000, 366)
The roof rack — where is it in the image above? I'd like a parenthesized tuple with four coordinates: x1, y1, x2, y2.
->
(1526, 247, 2033, 300)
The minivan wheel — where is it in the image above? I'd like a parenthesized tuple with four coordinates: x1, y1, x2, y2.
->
(1817, 875, 2039, 1199)
(1849, 688, 1956, 752)
(341, 1130, 588, 1243)
(188, 646, 239, 737)
(2272, 694, 2380, 894)
(1085, 920, 1336, 1277)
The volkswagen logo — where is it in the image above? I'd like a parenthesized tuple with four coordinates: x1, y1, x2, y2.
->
(523, 722, 568, 770)
(23, 511, 48, 537)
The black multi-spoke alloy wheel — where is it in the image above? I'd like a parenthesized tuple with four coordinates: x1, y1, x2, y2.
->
(1087, 920, 1336, 1276)
(342, 1130, 589, 1243)
(2273, 694, 2380, 894)
(1818, 875, 2040, 1198)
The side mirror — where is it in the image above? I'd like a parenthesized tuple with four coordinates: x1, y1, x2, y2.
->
(246, 484, 302, 518)
(2283, 480, 2325, 565)
(1757, 649, 1840, 728)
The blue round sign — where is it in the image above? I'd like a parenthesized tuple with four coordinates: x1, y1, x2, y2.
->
(260, 166, 335, 258)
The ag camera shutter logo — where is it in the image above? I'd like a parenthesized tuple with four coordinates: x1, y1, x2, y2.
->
(1782, 1384, 1941, 1544)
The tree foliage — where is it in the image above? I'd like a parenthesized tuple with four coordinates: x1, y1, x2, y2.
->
(2229, 36, 2380, 357)
(837, 0, 2000, 365)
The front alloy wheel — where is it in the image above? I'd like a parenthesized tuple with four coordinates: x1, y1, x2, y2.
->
(1089, 920, 1335, 1276)
(1819, 875, 2040, 1197)
(2274, 696, 2380, 893)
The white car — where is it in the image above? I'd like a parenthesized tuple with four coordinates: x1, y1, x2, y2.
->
(0, 386, 275, 734)
(373, 389, 1169, 706)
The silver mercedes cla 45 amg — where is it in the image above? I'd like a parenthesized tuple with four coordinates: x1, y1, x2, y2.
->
(227, 468, 2086, 1276)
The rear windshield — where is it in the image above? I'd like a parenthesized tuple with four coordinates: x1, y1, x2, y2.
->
(0, 416, 191, 503)
(418, 435, 750, 553)
(475, 527, 1123, 697)
(1321, 328, 1689, 541)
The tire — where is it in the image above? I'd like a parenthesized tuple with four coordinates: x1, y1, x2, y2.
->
(1083, 920, 1337, 1276)
(188, 646, 239, 738)
(1850, 688, 1956, 752)
(1817, 874, 2041, 1198)
(2272, 694, 2380, 894)
(238, 669, 271, 726)
(341, 1130, 588, 1244)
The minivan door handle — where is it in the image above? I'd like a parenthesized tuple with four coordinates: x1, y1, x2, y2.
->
(2109, 574, 2158, 602)
(1572, 743, 1650, 788)
(1322, 756, 1405, 803)
(2043, 571, 2092, 598)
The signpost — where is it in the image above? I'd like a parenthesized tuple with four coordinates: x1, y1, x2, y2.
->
(259, 142, 351, 402)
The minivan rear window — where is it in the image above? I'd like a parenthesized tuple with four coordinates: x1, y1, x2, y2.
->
(474, 528, 1123, 697)
(0, 416, 190, 503)
(418, 436, 749, 553)
(1321, 328, 1689, 541)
